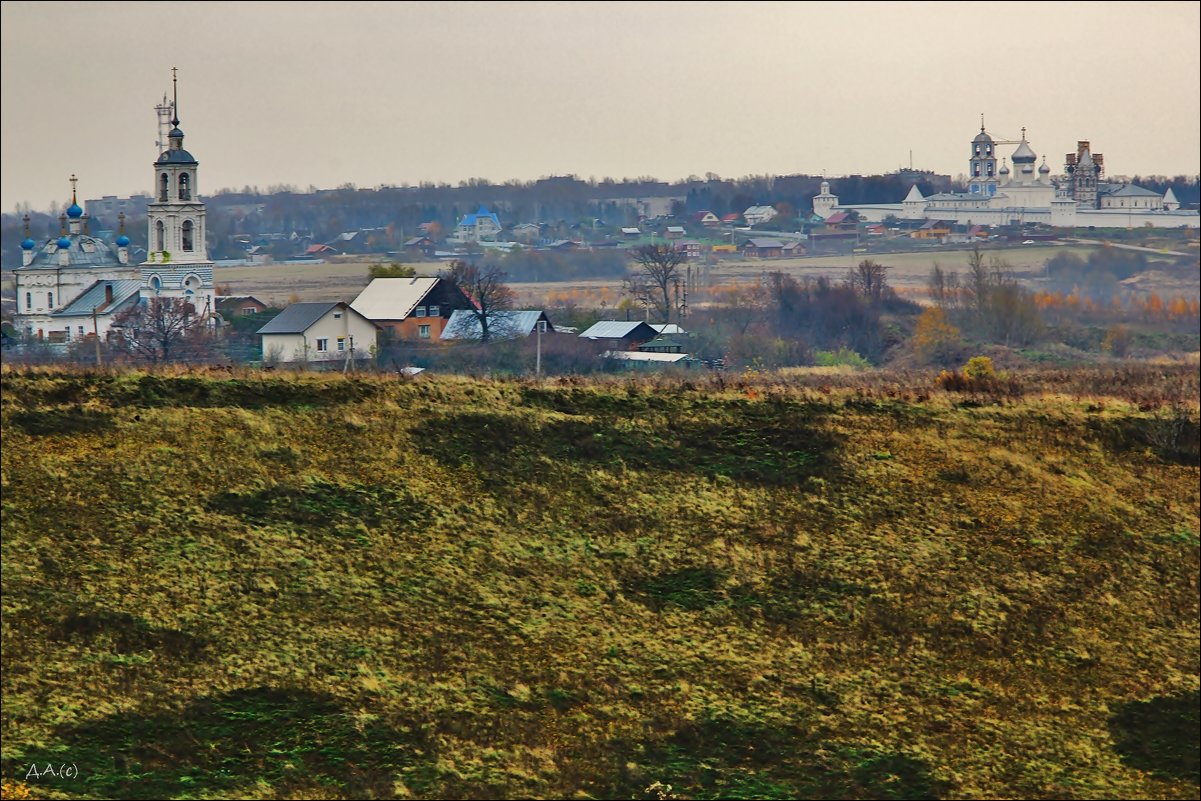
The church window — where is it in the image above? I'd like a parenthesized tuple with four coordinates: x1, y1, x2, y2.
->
(150, 275, 162, 291)
(179, 173, 191, 201)
(26, 292, 32, 310)
(182, 220, 194, 251)
(156, 220, 165, 251)
(160, 173, 169, 202)
(48, 292, 54, 309)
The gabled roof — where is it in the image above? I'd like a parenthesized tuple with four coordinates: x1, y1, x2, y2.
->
(579, 320, 658, 340)
(351, 277, 441, 321)
(621, 227, 642, 234)
(441, 310, 552, 340)
(745, 238, 786, 248)
(1106, 184, 1161, 198)
(459, 205, 501, 226)
(824, 211, 850, 224)
(920, 219, 952, 229)
(721, 213, 742, 222)
(216, 295, 267, 309)
(650, 323, 688, 335)
(666, 225, 686, 233)
(403, 236, 432, 246)
(256, 302, 345, 335)
(52, 279, 141, 318)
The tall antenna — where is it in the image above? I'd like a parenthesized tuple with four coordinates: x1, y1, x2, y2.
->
(154, 92, 175, 154)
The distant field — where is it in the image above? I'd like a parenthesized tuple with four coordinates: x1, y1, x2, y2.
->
(210, 242, 1197, 310)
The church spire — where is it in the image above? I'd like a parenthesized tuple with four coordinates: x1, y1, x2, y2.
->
(171, 66, 179, 127)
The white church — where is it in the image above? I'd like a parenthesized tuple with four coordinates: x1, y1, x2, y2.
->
(13, 72, 217, 343)
(813, 122, 1197, 229)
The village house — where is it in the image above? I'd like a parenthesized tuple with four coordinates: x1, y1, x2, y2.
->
(350, 276, 475, 341)
(743, 205, 778, 226)
(402, 236, 435, 258)
(257, 301, 378, 364)
(452, 205, 502, 243)
(216, 295, 269, 318)
(912, 220, 953, 240)
(578, 320, 659, 349)
(441, 310, 554, 341)
(691, 211, 720, 227)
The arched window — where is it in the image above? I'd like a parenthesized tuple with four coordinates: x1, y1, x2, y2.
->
(182, 220, 194, 251)
(150, 275, 162, 291)
(179, 173, 191, 201)
(160, 173, 169, 202)
(156, 220, 165, 251)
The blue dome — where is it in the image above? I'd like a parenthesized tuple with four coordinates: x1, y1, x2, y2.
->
(116, 234, 131, 247)
(66, 202, 83, 218)
(22, 237, 36, 249)
(57, 236, 72, 249)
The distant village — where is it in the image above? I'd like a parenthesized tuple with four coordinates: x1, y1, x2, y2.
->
(2, 78, 1198, 373)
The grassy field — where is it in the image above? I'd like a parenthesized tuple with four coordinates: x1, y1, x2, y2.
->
(212, 246, 1094, 309)
(1, 366, 1198, 799)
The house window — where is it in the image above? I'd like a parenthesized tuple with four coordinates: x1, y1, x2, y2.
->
(316, 338, 328, 352)
(333, 312, 342, 319)
(415, 306, 426, 317)
(78, 326, 85, 337)
(337, 337, 346, 352)
(64, 328, 71, 341)
(418, 324, 431, 339)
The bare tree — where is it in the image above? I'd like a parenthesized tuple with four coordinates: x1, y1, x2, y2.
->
(628, 244, 685, 322)
(847, 259, 890, 305)
(441, 260, 515, 343)
(110, 297, 208, 363)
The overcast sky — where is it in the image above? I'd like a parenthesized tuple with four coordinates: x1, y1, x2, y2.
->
(2, 1, 1198, 212)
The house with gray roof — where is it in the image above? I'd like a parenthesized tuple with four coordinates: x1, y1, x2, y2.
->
(257, 301, 379, 364)
(441, 310, 554, 341)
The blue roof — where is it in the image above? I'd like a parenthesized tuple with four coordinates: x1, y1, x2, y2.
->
(157, 149, 197, 164)
(440, 310, 551, 340)
(459, 204, 500, 226)
(53, 279, 141, 317)
(66, 202, 83, 218)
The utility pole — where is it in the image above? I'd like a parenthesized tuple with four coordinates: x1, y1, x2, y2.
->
(92, 306, 102, 367)
(535, 319, 546, 377)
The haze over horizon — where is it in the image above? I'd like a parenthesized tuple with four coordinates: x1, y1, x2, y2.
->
(3, 0, 1199, 214)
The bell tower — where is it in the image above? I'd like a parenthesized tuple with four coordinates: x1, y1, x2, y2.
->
(968, 115, 998, 196)
(140, 68, 214, 317)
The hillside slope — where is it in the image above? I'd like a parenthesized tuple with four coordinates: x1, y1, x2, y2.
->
(1, 369, 1198, 800)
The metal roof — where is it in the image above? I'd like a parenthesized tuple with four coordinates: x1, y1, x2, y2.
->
(1106, 184, 1161, 198)
(256, 302, 343, 334)
(20, 234, 125, 269)
(745, 238, 787, 248)
(579, 320, 657, 340)
(157, 149, 197, 164)
(602, 350, 690, 363)
(650, 323, 687, 335)
(441, 310, 551, 340)
(52, 280, 141, 317)
(351, 277, 440, 321)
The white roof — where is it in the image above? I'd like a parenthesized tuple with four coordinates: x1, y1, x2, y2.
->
(904, 184, 924, 202)
(351, 277, 439, 321)
(602, 350, 690, 363)
(621, 227, 641, 234)
(651, 323, 687, 335)
(1164, 188, 1179, 202)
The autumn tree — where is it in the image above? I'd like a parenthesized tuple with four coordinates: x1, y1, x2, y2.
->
(441, 260, 515, 343)
(368, 262, 417, 279)
(110, 297, 209, 363)
(627, 243, 685, 322)
(913, 306, 962, 364)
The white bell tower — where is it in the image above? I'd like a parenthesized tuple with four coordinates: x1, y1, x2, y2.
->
(140, 68, 215, 319)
